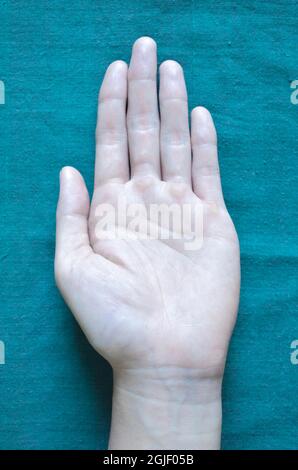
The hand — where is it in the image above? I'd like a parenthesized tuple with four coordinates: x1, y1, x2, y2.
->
(55, 37, 240, 449)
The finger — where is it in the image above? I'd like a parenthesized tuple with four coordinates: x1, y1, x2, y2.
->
(95, 61, 129, 187)
(159, 60, 191, 183)
(191, 107, 224, 205)
(55, 167, 92, 265)
(127, 37, 160, 178)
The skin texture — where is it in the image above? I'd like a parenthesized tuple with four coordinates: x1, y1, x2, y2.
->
(55, 37, 240, 449)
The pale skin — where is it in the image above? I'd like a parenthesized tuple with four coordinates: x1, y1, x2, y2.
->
(55, 37, 240, 450)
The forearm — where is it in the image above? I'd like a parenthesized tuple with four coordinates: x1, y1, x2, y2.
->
(108, 367, 222, 450)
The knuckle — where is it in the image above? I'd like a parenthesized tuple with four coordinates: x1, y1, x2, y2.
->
(133, 173, 158, 191)
(168, 179, 190, 198)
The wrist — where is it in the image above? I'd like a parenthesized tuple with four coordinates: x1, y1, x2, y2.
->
(109, 367, 222, 450)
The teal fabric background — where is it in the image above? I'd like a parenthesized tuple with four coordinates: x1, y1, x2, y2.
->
(1, 0, 297, 449)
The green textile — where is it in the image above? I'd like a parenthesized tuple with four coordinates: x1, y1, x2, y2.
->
(1, 0, 297, 449)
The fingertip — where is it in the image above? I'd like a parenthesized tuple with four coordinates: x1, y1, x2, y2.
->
(107, 60, 128, 73)
(56, 166, 91, 261)
(159, 60, 183, 76)
(191, 107, 217, 145)
(60, 166, 77, 181)
(129, 37, 157, 79)
(159, 60, 186, 100)
(99, 60, 128, 102)
(191, 106, 212, 120)
(59, 166, 87, 190)
(133, 36, 156, 51)
(58, 166, 89, 214)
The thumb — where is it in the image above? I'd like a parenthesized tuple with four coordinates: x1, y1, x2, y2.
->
(55, 166, 91, 262)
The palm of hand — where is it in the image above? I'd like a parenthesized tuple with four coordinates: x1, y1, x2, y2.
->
(55, 38, 240, 378)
